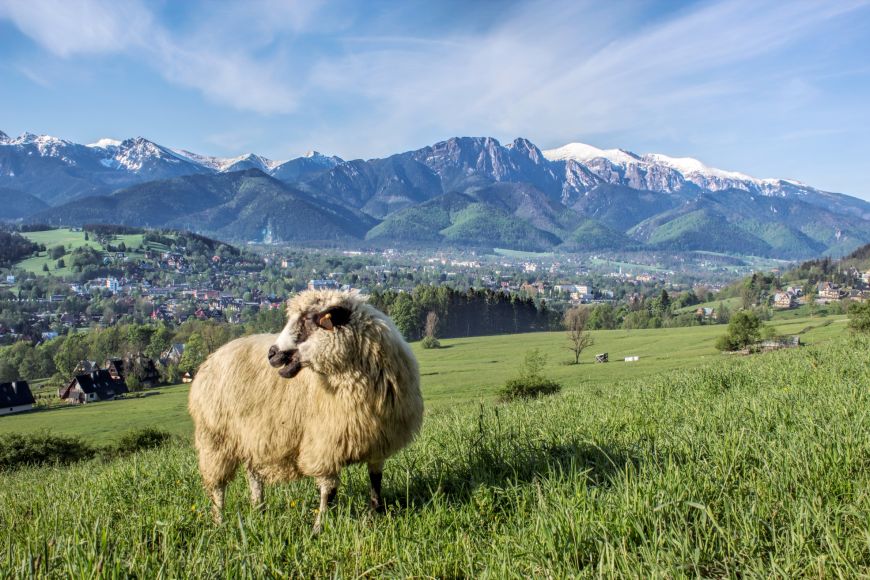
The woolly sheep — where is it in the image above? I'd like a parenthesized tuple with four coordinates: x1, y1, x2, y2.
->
(188, 289, 423, 533)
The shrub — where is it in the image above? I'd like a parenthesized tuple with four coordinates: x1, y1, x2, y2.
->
(848, 301, 870, 335)
(498, 375, 562, 401)
(421, 335, 441, 349)
(112, 428, 172, 457)
(0, 432, 95, 471)
(498, 348, 562, 402)
(715, 310, 762, 352)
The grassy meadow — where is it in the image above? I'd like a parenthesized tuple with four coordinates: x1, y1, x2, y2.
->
(0, 314, 848, 441)
(13, 228, 145, 276)
(1, 332, 868, 576)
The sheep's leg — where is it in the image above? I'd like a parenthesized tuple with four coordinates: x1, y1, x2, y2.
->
(195, 430, 237, 525)
(368, 461, 385, 514)
(312, 475, 340, 536)
(207, 485, 226, 524)
(245, 466, 265, 512)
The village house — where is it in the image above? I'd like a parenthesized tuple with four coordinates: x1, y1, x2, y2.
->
(308, 279, 340, 291)
(773, 292, 796, 309)
(817, 282, 845, 302)
(59, 370, 128, 404)
(106, 355, 161, 388)
(695, 307, 717, 321)
(0, 381, 36, 415)
(73, 360, 100, 375)
(161, 343, 185, 366)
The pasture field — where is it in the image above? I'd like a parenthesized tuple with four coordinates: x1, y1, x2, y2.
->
(0, 315, 848, 441)
(14, 228, 145, 275)
(1, 334, 868, 576)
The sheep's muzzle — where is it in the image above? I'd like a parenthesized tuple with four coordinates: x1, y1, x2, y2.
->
(268, 345, 303, 378)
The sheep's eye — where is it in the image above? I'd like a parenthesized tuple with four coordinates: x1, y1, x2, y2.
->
(315, 307, 352, 331)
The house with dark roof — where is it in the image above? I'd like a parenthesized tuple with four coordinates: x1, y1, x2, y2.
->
(160, 343, 185, 366)
(0, 381, 36, 415)
(107, 355, 160, 388)
(58, 370, 128, 404)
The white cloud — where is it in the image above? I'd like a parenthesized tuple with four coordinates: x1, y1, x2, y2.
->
(0, 0, 303, 113)
(298, 0, 870, 157)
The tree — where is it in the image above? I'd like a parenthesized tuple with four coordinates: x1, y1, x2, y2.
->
(179, 334, 207, 376)
(588, 303, 617, 330)
(55, 259, 65, 269)
(0, 359, 21, 382)
(424, 311, 439, 338)
(848, 301, 870, 335)
(145, 324, 173, 361)
(421, 311, 441, 349)
(126, 324, 154, 355)
(53, 333, 89, 379)
(390, 293, 421, 340)
(564, 306, 594, 364)
(715, 310, 762, 351)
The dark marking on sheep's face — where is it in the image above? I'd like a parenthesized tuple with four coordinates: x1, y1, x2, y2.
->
(268, 345, 303, 378)
(270, 303, 355, 379)
(313, 306, 352, 331)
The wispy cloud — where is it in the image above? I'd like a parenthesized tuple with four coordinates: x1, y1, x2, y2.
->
(0, 0, 307, 113)
(297, 0, 870, 155)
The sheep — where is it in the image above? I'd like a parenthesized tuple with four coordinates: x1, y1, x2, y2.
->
(188, 289, 423, 533)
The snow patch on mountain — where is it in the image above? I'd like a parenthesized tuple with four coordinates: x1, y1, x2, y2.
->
(87, 138, 122, 149)
(543, 143, 640, 167)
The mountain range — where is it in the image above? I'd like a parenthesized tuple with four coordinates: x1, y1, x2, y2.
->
(1, 130, 868, 258)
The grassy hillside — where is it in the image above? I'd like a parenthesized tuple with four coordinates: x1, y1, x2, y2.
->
(0, 315, 848, 441)
(13, 228, 144, 275)
(1, 333, 867, 576)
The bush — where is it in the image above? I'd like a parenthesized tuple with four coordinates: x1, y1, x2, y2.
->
(112, 428, 171, 457)
(715, 310, 762, 352)
(498, 375, 562, 401)
(848, 301, 870, 335)
(421, 336, 441, 349)
(0, 432, 95, 471)
(498, 348, 562, 402)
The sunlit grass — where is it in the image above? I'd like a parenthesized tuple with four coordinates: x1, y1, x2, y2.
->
(1, 334, 868, 576)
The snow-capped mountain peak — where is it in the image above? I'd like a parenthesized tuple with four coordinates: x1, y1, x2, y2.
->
(87, 138, 122, 149)
(543, 142, 640, 167)
(641, 153, 756, 183)
(0, 130, 9, 144)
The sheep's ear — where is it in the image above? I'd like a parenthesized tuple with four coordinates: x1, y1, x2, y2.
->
(315, 306, 352, 331)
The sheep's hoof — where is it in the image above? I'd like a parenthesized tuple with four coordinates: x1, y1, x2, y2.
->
(369, 500, 386, 515)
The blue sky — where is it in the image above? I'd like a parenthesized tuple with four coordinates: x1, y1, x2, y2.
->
(1, 0, 869, 199)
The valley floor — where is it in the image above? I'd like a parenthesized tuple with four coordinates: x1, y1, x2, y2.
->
(1, 328, 868, 576)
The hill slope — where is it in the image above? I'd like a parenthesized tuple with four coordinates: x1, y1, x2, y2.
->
(1, 335, 867, 576)
(30, 170, 376, 243)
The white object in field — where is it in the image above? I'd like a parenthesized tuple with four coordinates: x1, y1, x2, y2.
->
(624, 356, 639, 362)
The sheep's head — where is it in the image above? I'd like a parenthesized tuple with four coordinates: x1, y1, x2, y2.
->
(268, 290, 361, 379)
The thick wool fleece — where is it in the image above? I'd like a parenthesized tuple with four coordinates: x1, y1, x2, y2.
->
(188, 291, 423, 521)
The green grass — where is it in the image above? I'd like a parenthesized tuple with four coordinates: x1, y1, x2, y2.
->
(0, 385, 193, 441)
(1, 333, 868, 576)
(0, 316, 848, 442)
(14, 229, 145, 275)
